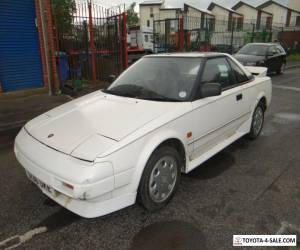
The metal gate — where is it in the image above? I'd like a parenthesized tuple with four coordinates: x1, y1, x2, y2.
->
(53, 2, 127, 86)
(153, 16, 276, 54)
(0, 0, 43, 92)
(153, 18, 181, 53)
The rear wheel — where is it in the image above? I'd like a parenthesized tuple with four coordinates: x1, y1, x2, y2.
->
(248, 102, 265, 140)
(138, 146, 181, 211)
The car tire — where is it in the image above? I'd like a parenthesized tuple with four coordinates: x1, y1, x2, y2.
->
(138, 146, 181, 212)
(247, 101, 265, 140)
(277, 62, 286, 74)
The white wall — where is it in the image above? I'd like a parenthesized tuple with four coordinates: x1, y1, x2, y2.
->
(261, 4, 288, 26)
(185, 7, 215, 30)
(210, 5, 230, 31)
(140, 4, 162, 28)
(288, 0, 300, 12)
(234, 5, 257, 23)
(159, 9, 178, 20)
(186, 7, 202, 18)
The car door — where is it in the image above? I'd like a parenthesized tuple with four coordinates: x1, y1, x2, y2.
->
(227, 57, 254, 119)
(266, 46, 280, 71)
(190, 56, 247, 161)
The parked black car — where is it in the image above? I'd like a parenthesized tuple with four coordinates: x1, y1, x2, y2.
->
(234, 43, 287, 74)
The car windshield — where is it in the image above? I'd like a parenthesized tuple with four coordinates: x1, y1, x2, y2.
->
(104, 57, 202, 102)
(237, 44, 269, 56)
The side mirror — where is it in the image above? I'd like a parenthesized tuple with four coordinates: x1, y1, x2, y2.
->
(108, 75, 116, 83)
(201, 82, 222, 98)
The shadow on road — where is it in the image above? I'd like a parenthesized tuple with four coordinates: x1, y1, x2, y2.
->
(187, 151, 235, 180)
(36, 208, 80, 233)
(130, 220, 207, 250)
(186, 137, 250, 180)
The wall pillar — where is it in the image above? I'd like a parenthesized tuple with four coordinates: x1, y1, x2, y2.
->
(35, 0, 49, 90)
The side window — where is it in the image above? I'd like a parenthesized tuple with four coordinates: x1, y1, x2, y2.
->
(150, 7, 153, 17)
(202, 57, 235, 89)
(227, 58, 250, 84)
(276, 45, 285, 54)
(269, 46, 277, 55)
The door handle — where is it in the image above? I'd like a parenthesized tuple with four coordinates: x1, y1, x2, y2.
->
(236, 94, 243, 101)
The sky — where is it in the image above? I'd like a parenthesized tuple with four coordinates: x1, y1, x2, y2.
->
(95, 0, 289, 10)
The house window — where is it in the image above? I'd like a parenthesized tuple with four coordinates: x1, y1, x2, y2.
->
(296, 16, 300, 26)
(147, 20, 150, 27)
(150, 7, 153, 18)
(236, 17, 243, 31)
(266, 16, 272, 29)
(144, 34, 149, 42)
(210, 18, 216, 31)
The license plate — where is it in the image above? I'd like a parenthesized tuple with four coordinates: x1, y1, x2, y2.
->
(27, 172, 54, 195)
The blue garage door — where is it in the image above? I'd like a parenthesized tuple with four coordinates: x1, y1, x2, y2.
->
(0, 0, 43, 92)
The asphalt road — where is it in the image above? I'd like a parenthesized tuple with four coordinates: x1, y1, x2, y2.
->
(0, 69, 299, 250)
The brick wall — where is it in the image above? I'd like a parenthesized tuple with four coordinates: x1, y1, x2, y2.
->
(279, 31, 300, 48)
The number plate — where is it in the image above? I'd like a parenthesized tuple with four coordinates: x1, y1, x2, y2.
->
(27, 172, 55, 195)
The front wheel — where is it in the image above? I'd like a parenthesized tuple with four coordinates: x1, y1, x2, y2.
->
(247, 102, 265, 140)
(138, 146, 181, 211)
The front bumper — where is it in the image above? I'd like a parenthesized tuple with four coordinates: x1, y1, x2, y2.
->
(14, 128, 135, 218)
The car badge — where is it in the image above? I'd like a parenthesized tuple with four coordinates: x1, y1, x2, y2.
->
(48, 133, 54, 138)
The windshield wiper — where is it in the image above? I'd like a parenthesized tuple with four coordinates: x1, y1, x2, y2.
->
(135, 88, 181, 102)
(104, 84, 181, 102)
(138, 95, 180, 102)
(103, 84, 143, 98)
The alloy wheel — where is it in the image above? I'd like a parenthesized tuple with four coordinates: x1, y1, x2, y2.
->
(253, 106, 264, 136)
(149, 155, 178, 203)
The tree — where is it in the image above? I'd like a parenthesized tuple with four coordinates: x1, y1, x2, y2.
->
(126, 2, 139, 27)
(52, 0, 76, 33)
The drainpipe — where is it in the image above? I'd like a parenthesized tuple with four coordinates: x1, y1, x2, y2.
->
(39, 0, 53, 95)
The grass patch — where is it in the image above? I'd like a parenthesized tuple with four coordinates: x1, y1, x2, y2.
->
(287, 53, 300, 62)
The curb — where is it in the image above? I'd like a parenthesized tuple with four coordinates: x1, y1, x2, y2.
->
(0, 121, 25, 133)
(286, 63, 300, 70)
(0, 127, 21, 150)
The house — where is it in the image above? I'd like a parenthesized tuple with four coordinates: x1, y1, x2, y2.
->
(207, 2, 244, 31)
(232, 1, 273, 29)
(184, 3, 215, 30)
(184, 3, 214, 19)
(158, 7, 183, 20)
(257, 0, 300, 27)
(139, 0, 165, 29)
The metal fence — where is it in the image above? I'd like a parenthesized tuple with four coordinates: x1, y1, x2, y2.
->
(52, 2, 127, 87)
(154, 15, 299, 54)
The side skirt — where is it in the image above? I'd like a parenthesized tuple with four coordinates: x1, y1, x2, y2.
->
(186, 117, 252, 173)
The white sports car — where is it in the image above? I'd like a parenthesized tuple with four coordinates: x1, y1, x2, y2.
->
(15, 53, 272, 218)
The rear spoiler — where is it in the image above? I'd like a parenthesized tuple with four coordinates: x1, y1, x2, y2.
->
(245, 66, 268, 77)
